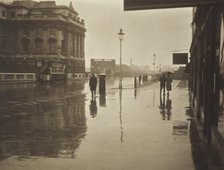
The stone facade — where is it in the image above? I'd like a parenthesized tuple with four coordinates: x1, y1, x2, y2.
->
(0, 0, 86, 81)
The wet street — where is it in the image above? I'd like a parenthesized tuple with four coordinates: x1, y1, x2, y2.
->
(0, 78, 218, 170)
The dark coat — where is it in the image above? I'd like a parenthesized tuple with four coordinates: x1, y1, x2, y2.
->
(166, 77, 172, 91)
(89, 75, 97, 91)
(159, 76, 166, 87)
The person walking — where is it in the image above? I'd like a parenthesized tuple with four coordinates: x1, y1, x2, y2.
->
(159, 74, 166, 95)
(139, 75, 142, 86)
(166, 73, 172, 95)
(89, 73, 97, 98)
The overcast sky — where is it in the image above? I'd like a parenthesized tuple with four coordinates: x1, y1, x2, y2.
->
(43, 0, 192, 68)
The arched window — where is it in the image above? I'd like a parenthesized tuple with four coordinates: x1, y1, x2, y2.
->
(21, 38, 30, 53)
(48, 38, 57, 53)
(35, 38, 43, 53)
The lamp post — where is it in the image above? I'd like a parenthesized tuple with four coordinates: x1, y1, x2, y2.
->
(118, 29, 125, 89)
(153, 53, 156, 74)
(159, 64, 161, 74)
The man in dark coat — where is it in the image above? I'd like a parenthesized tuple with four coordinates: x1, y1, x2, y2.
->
(166, 73, 173, 95)
(159, 74, 166, 95)
(89, 73, 97, 98)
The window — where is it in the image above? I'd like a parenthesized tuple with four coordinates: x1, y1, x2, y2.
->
(48, 38, 57, 53)
(27, 75, 34, 79)
(16, 75, 24, 79)
(2, 11, 5, 17)
(5, 75, 14, 79)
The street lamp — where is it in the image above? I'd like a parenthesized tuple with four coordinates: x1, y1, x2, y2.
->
(153, 53, 156, 74)
(159, 64, 161, 74)
(118, 29, 125, 89)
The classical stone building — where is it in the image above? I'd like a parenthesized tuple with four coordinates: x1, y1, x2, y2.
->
(0, 0, 86, 82)
(90, 59, 116, 76)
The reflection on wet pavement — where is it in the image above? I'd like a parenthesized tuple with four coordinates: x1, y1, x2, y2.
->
(0, 81, 86, 160)
(99, 95, 106, 107)
(89, 99, 97, 118)
(173, 120, 189, 136)
(159, 92, 172, 120)
(0, 78, 216, 170)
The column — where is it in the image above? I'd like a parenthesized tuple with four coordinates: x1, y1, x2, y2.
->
(76, 33, 79, 58)
(78, 34, 81, 58)
(80, 34, 84, 58)
(79, 34, 82, 58)
(81, 34, 85, 58)
(74, 33, 77, 58)
(43, 28, 48, 55)
(57, 30, 63, 56)
(67, 32, 72, 56)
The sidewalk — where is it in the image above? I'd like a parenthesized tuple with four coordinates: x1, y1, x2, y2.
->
(83, 79, 221, 170)
(0, 79, 221, 170)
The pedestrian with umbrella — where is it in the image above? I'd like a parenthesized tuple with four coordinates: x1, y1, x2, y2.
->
(89, 73, 97, 98)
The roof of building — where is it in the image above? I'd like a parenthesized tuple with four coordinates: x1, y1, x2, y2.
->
(0, 0, 85, 27)
(0, 1, 79, 15)
(0, 1, 10, 8)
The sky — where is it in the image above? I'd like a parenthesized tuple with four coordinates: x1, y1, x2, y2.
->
(18, 0, 193, 68)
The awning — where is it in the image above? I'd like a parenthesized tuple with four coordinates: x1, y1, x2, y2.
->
(124, 0, 224, 10)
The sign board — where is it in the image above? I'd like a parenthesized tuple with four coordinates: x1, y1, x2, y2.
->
(173, 53, 188, 65)
(124, 0, 224, 10)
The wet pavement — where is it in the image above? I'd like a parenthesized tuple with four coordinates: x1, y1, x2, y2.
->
(0, 78, 220, 170)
